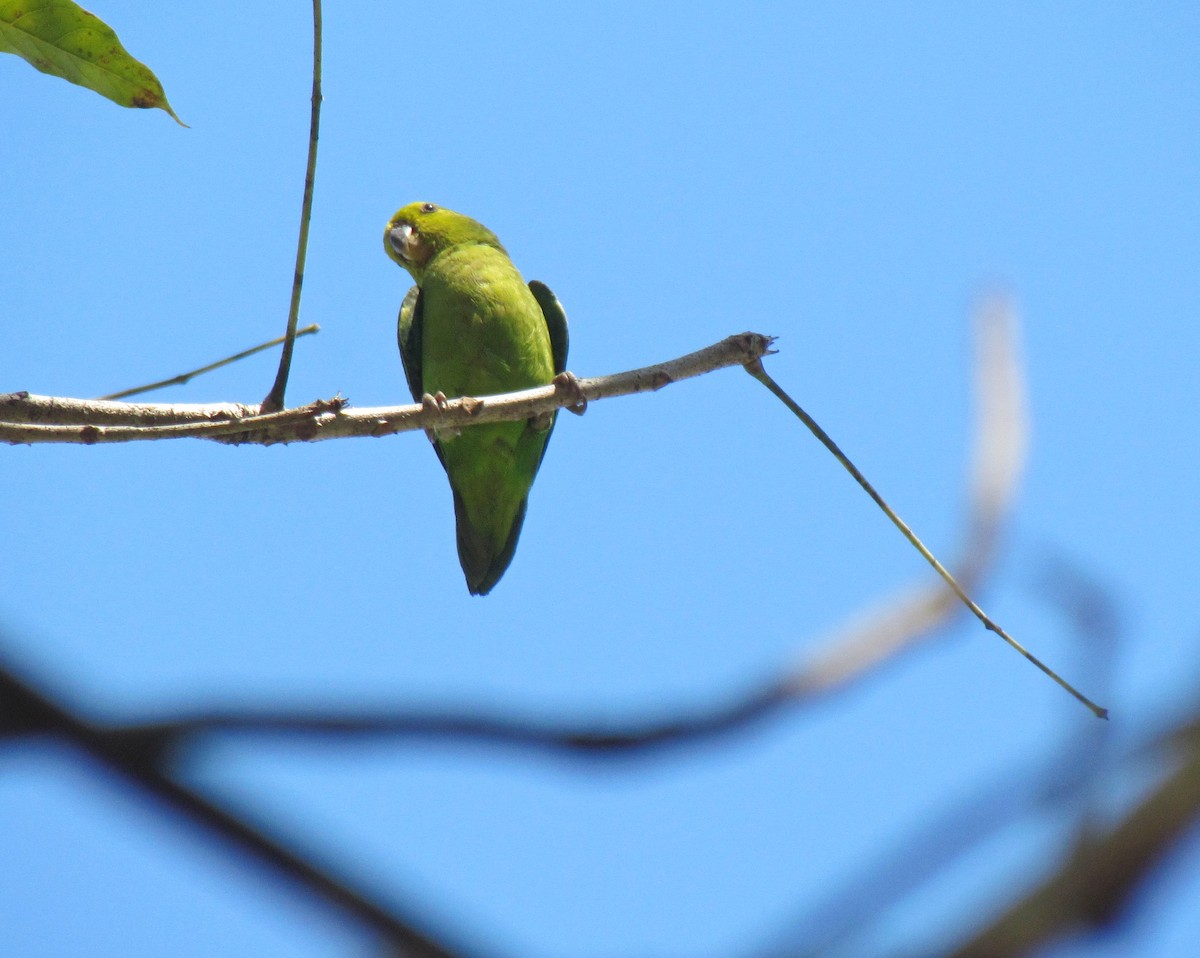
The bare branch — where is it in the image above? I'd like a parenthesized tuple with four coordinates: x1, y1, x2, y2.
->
(0, 332, 773, 446)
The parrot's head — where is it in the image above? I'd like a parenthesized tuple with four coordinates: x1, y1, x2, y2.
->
(384, 202, 505, 280)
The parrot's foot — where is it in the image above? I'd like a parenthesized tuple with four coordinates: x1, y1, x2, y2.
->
(553, 371, 588, 416)
(421, 390, 450, 411)
(421, 391, 460, 441)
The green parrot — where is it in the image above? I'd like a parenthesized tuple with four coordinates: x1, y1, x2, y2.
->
(383, 202, 568, 595)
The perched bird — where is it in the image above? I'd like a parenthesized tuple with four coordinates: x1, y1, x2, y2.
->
(383, 202, 568, 595)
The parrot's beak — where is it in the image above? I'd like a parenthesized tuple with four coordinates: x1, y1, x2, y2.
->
(387, 222, 415, 263)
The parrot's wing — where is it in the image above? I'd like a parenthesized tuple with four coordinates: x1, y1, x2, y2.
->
(398, 285, 450, 474)
(397, 285, 424, 403)
(526, 280, 570, 471)
(528, 280, 569, 375)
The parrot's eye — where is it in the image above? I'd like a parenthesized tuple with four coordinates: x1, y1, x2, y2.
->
(421, 202, 437, 214)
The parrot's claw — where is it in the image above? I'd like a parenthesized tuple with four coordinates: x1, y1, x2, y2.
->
(421, 391, 450, 412)
(421, 391, 459, 441)
(553, 371, 588, 416)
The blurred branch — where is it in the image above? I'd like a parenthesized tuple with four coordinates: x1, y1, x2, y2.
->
(1032, 554, 1122, 724)
(6, 301, 1029, 759)
(949, 715, 1200, 958)
(0, 649, 471, 958)
(762, 711, 1200, 958)
(767, 558, 1200, 958)
(759, 735, 1095, 958)
(944, 563, 1167, 958)
(784, 297, 1020, 693)
(759, 553, 1125, 957)
(99, 325, 320, 400)
(0, 332, 772, 445)
(69, 685, 795, 763)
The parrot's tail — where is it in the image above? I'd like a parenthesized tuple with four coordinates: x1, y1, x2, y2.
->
(453, 489, 529, 596)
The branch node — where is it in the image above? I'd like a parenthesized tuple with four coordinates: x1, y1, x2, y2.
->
(311, 394, 348, 415)
(743, 357, 767, 377)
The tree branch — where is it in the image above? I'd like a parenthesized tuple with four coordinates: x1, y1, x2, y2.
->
(0, 332, 774, 445)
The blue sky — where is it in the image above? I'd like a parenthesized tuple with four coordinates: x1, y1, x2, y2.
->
(3, 2, 1199, 955)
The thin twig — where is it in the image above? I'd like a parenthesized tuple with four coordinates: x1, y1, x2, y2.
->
(742, 362, 1107, 719)
(261, 0, 323, 413)
(99, 325, 320, 400)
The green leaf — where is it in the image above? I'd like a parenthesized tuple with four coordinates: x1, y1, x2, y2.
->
(0, 0, 184, 124)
